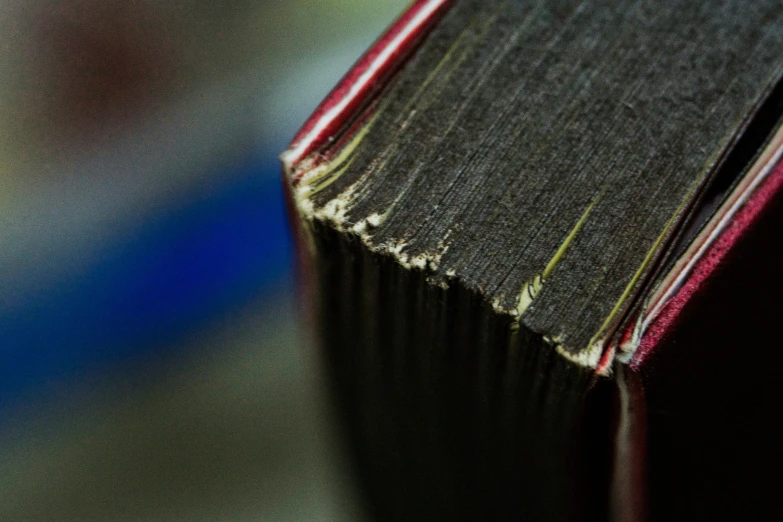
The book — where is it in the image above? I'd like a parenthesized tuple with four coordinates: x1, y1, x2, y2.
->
(281, 1, 783, 520)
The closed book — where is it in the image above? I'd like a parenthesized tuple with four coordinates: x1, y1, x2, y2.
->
(282, 1, 783, 520)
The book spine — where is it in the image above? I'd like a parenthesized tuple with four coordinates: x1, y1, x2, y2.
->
(632, 157, 783, 368)
(610, 365, 648, 522)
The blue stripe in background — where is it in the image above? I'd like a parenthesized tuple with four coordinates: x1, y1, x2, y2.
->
(0, 155, 293, 412)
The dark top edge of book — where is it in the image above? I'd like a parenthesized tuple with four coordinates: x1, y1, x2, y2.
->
(284, 0, 783, 368)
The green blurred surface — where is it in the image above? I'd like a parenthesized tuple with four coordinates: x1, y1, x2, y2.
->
(0, 295, 363, 521)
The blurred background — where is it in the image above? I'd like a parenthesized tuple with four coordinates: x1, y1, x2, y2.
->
(0, 1, 408, 520)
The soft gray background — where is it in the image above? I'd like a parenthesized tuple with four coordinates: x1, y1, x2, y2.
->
(0, 1, 409, 520)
